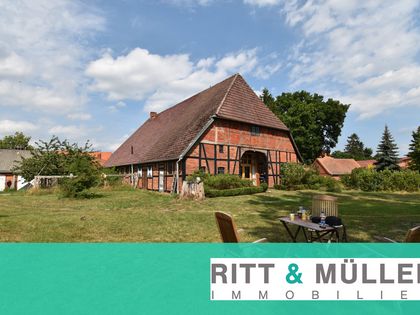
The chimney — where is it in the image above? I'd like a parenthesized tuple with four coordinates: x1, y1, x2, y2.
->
(150, 112, 158, 119)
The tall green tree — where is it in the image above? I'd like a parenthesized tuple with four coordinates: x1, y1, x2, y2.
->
(408, 126, 420, 172)
(331, 133, 373, 160)
(344, 133, 364, 158)
(374, 125, 400, 171)
(0, 132, 32, 149)
(261, 89, 349, 163)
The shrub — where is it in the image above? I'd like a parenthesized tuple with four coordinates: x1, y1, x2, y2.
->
(279, 163, 342, 192)
(203, 173, 252, 190)
(324, 177, 342, 193)
(100, 167, 124, 187)
(186, 169, 209, 183)
(60, 154, 101, 198)
(342, 168, 420, 192)
(205, 183, 267, 198)
(60, 174, 100, 198)
(280, 163, 306, 190)
(273, 183, 282, 190)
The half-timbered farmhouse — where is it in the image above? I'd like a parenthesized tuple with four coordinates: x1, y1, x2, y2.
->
(105, 74, 302, 193)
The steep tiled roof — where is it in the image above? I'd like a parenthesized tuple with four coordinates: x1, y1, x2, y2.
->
(105, 74, 291, 167)
(315, 156, 361, 176)
(0, 149, 32, 173)
(356, 160, 376, 168)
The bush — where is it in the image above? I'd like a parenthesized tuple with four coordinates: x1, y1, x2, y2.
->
(60, 154, 101, 198)
(186, 169, 209, 183)
(280, 163, 306, 190)
(278, 163, 342, 191)
(205, 183, 267, 198)
(203, 174, 252, 190)
(342, 168, 420, 192)
(60, 174, 100, 198)
(324, 177, 342, 193)
(100, 167, 124, 187)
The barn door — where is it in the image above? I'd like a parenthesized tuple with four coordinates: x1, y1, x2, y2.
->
(158, 167, 164, 192)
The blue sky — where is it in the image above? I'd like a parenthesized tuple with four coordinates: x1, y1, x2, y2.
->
(0, 0, 419, 155)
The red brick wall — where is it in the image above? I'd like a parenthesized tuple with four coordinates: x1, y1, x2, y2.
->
(118, 119, 299, 191)
(185, 119, 299, 187)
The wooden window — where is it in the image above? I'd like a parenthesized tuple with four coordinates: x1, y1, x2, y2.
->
(217, 167, 225, 174)
(251, 126, 260, 136)
(138, 165, 142, 177)
(167, 162, 174, 175)
(147, 166, 153, 178)
(219, 145, 224, 153)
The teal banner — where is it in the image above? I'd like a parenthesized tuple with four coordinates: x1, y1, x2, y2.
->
(0, 244, 419, 314)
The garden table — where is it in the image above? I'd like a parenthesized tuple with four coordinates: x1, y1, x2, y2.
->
(279, 216, 339, 243)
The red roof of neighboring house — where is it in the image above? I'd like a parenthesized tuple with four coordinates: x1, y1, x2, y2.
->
(105, 74, 297, 167)
(356, 159, 376, 168)
(398, 156, 411, 168)
(315, 156, 361, 176)
(90, 152, 112, 166)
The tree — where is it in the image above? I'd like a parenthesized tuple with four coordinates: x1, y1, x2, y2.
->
(261, 90, 349, 163)
(330, 150, 351, 159)
(0, 132, 32, 150)
(363, 147, 373, 159)
(408, 126, 420, 172)
(374, 125, 400, 171)
(14, 136, 101, 197)
(331, 133, 373, 160)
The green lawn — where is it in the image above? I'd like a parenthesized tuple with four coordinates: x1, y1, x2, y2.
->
(0, 187, 419, 242)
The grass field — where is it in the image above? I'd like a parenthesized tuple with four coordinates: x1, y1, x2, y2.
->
(0, 187, 419, 242)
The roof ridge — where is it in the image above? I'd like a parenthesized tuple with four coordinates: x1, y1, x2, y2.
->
(215, 73, 239, 115)
(155, 73, 238, 117)
(315, 157, 332, 175)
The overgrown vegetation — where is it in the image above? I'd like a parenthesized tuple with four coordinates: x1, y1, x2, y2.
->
(277, 163, 342, 192)
(14, 136, 101, 198)
(342, 168, 420, 192)
(0, 131, 33, 150)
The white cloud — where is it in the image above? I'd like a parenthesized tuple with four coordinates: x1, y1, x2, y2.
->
(108, 101, 127, 112)
(0, 53, 32, 79)
(163, 0, 213, 7)
(244, 0, 281, 7)
(282, 0, 420, 118)
(67, 113, 92, 121)
(0, 119, 39, 134)
(0, 0, 104, 112)
(93, 134, 130, 152)
(48, 125, 86, 138)
(86, 48, 262, 112)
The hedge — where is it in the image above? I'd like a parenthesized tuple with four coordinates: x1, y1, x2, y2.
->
(205, 183, 268, 197)
(341, 168, 420, 192)
(278, 163, 342, 192)
(204, 173, 252, 190)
